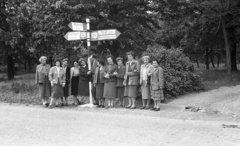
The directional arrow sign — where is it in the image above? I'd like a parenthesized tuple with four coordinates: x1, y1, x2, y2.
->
(90, 29, 121, 41)
(68, 22, 87, 31)
(64, 32, 87, 41)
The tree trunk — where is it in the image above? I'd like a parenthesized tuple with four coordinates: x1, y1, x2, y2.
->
(196, 60, 199, 68)
(7, 54, 14, 80)
(28, 59, 32, 73)
(217, 56, 221, 68)
(205, 48, 210, 70)
(24, 60, 27, 71)
(230, 41, 237, 71)
(221, 17, 232, 80)
(210, 57, 215, 68)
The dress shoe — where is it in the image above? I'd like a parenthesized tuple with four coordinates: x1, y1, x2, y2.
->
(105, 106, 110, 109)
(140, 106, 146, 110)
(48, 105, 53, 109)
(154, 108, 160, 111)
(101, 105, 105, 108)
(145, 107, 150, 110)
(130, 106, 136, 109)
(150, 108, 156, 111)
(125, 105, 131, 109)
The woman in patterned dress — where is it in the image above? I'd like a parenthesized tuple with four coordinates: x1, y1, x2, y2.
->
(149, 59, 164, 111)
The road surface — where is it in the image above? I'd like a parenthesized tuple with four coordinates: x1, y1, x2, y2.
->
(0, 104, 240, 146)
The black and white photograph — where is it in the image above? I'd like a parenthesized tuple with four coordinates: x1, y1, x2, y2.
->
(0, 0, 240, 145)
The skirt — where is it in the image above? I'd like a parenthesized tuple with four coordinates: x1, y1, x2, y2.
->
(78, 79, 89, 96)
(117, 87, 124, 98)
(96, 83, 104, 99)
(103, 82, 117, 99)
(63, 82, 69, 97)
(71, 76, 79, 96)
(141, 84, 151, 100)
(38, 76, 51, 98)
(151, 89, 164, 101)
(124, 85, 138, 98)
(52, 80, 64, 99)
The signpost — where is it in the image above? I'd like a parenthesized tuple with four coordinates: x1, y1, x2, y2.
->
(68, 22, 87, 31)
(64, 18, 121, 108)
(64, 32, 87, 41)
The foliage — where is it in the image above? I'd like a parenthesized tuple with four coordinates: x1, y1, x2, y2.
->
(143, 45, 203, 98)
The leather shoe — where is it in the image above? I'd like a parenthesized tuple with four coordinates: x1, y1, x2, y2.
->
(145, 107, 150, 110)
(150, 108, 156, 111)
(140, 106, 146, 110)
(130, 106, 136, 109)
(48, 105, 53, 109)
(154, 108, 160, 111)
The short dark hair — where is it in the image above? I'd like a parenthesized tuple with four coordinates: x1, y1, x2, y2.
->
(152, 58, 159, 64)
(72, 60, 79, 67)
(126, 51, 135, 58)
(55, 59, 62, 66)
(106, 55, 115, 61)
(97, 59, 105, 66)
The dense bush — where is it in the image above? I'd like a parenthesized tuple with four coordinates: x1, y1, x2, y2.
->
(143, 45, 203, 99)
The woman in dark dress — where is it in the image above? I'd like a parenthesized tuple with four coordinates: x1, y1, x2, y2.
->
(78, 58, 91, 103)
(114, 57, 126, 107)
(70, 60, 80, 106)
(93, 59, 105, 108)
(103, 56, 118, 108)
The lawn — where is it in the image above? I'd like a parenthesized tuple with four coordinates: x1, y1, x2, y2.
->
(0, 63, 240, 105)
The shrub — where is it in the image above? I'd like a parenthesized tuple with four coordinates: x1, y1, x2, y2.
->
(143, 45, 203, 99)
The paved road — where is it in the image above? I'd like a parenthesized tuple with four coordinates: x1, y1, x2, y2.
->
(0, 104, 240, 146)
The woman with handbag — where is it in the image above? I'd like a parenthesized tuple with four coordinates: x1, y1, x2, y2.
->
(123, 51, 140, 109)
(103, 56, 118, 108)
(149, 59, 164, 111)
(140, 56, 153, 110)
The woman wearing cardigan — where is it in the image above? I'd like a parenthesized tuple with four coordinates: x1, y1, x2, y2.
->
(124, 51, 140, 109)
(35, 56, 51, 107)
(93, 59, 106, 108)
(103, 56, 118, 108)
(48, 60, 66, 109)
(114, 57, 126, 107)
(140, 56, 153, 110)
(149, 59, 164, 111)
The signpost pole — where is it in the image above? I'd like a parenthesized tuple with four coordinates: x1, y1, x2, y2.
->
(86, 18, 94, 106)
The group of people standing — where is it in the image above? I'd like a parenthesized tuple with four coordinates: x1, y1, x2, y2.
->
(35, 51, 164, 111)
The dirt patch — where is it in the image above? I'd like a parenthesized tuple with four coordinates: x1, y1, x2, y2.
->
(169, 85, 240, 118)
